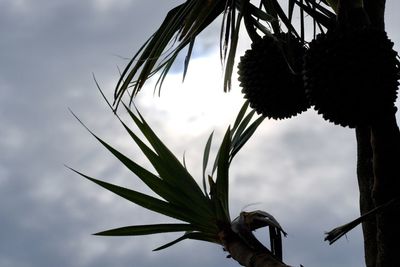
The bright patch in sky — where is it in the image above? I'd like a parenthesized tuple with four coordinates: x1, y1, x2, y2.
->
(92, 0, 133, 12)
(6, 0, 29, 11)
(1, 1, 399, 266)
(138, 54, 245, 136)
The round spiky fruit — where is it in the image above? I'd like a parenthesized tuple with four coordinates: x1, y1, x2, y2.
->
(238, 33, 310, 120)
(304, 27, 400, 128)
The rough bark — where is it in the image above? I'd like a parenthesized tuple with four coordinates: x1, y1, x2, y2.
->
(356, 127, 377, 267)
(357, 1, 400, 267)
(371, 112, 400, 267)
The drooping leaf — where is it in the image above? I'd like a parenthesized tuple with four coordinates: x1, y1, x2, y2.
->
(270, 0, 300, 36)
(247, 2, 275, 22)
(153, 232, 219, 251)
(113, 3, 187, 107)
(114, 0, 229, 107)
(94, 223, 196, 236)
(246, 14, 273, 36)
(243, 7, 262, 43)
(305, 0, 336, 17)
(260, 0, 282, 35)
(183, 37, 196, 82)
(293, 0, 336, 29)
(111, 0, 339, 109)
(325, 198, 399, 245)
(223, 6, 243, 92)
(154, 52, 179, 96)
(113, 35, 153, 108)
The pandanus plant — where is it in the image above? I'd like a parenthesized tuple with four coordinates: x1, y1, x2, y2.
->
(74, 0, 400, 266)
(70, 100, 291, 266)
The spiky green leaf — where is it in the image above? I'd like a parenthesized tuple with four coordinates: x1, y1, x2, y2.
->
(70, 108, 208, 219)
(215, 127, 231, 221)
(153, 232, 219, 251)
(230, 116, 265, 162)
(231, 109, 256, 143)
(231, 101, 250, 134)
(202, 131, 214, 197)
(94, 223, 196, 236)
(223, 9, 242, 92)
(114, 0, 228, 106)
(123, 104, 209, 208)
(293, 0, 336, 29)
(69, 168, 198, 224)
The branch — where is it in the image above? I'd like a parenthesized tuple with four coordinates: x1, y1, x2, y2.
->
(355, 126, 377, 267)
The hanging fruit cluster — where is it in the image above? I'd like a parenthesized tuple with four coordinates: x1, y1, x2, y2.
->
(303, 26, 400, 128)
(238, 5, 400, 128)
(238, 33, 310, 120)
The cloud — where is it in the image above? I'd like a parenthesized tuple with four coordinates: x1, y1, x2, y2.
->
(1, 1, 400, 267)
(0, 1, 196, 267)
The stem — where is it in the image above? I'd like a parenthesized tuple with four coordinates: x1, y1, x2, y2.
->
(221, 230, 293, 267)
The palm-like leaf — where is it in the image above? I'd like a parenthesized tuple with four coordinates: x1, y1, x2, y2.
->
(112, 0, 336, 108)
(70, 100, 264, 250)
(94, 224, 195, 236)
(113, 0, 231, 108)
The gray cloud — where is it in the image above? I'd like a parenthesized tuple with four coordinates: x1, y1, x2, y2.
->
(1, 1, 400, 267)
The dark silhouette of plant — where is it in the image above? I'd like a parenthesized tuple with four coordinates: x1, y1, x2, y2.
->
(73, 0, 400, 266)
(71, 100, 291, 266)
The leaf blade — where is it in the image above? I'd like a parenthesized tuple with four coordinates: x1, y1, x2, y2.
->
(202, 131, 214, 197)
(123, 104, 209, 208)
(230, 116, 265, 162)
(94, 223, 196, 236)
(70, 108, 200, 213)
(153, 232, 219, 251)
(68, 167, 203, 226)
(215, 127, 231, 222)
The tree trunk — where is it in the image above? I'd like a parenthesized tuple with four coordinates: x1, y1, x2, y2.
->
(356, 1, 400, 267)
(371, 112, 400, 267)
(356, 127, 377, 267)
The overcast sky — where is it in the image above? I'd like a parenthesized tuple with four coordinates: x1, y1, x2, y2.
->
(1, 1, 399, 267)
